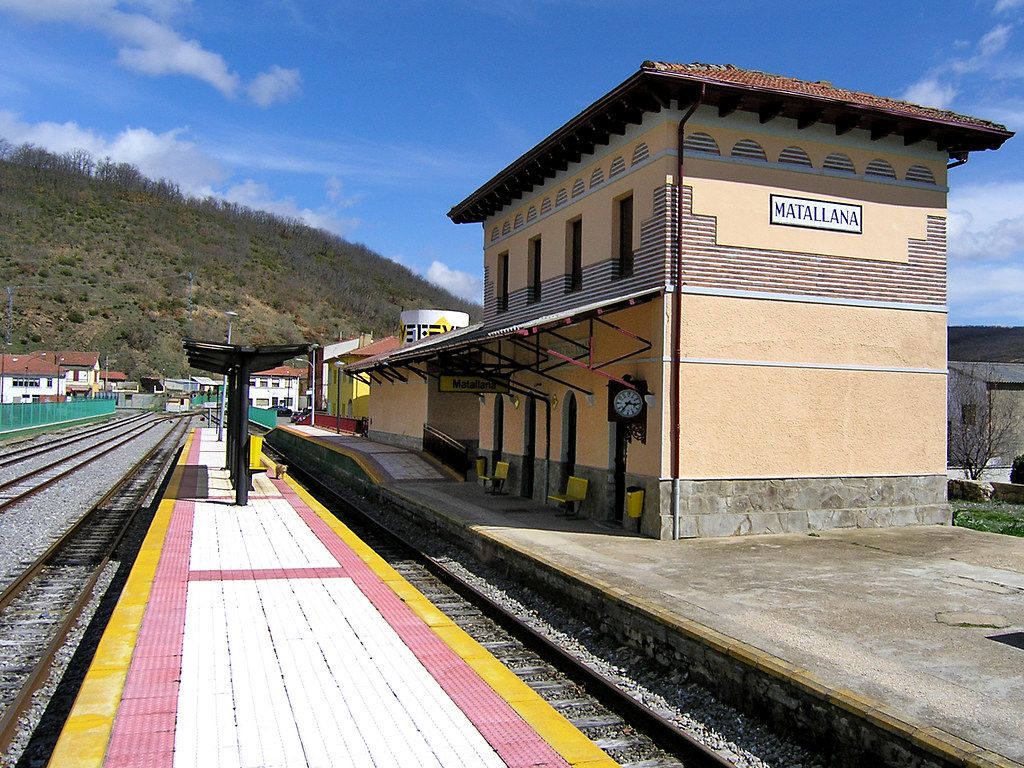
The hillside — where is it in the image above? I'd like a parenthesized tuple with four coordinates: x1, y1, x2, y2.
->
(948, 326, 1024, 362)
(0, 143, 478, 379)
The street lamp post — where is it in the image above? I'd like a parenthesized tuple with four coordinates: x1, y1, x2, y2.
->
(218, 311, 238, 442)
(333, 360, 343, 434)
(309, 344, 318, 427)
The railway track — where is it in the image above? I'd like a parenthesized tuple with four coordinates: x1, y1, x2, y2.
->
(0, 416, 191, 757)
(0, 414, 170, 513)
(0, 412, 151, 470)
(283, 462, 736, 768)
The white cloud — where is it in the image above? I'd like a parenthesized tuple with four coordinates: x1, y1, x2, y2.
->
(950, 262, 1024, 323)
(223, 179, 358, 235)
(0, 0, 299, 103)
(994, 0, 1024, 12)
(109, 11, 239, 96)
(949, 182, 1024, 261)
(247, 65, 302, 107)
(901, 79, 957, 109)
(0, 110, 225, 192)
(425, 260, 482, 302)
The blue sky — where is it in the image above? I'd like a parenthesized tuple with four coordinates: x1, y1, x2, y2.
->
(0, 0, 1021, 325)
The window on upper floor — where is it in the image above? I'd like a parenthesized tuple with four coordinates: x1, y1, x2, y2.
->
(528, 237, 542, 304)
(555, 188, 568, 207)
(496, 251, 509, 313)
(615, 194, 634, 279)
(566, 217, 583, 294)
(571, 178, 585, 198)
(609, 156, 626, 177)
(631, 142, 649, 165)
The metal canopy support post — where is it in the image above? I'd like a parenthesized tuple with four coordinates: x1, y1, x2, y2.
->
(233, 357, 251, 506)
(182, 339, 312, 507)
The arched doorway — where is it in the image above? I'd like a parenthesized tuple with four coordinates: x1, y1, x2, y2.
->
(560, 392, 577, 487)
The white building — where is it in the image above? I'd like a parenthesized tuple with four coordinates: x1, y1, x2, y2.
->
(0, 353, 66, 403)
(248, 366, 304, 409)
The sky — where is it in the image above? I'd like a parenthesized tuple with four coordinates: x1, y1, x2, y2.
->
(0, 1, 1021, 325)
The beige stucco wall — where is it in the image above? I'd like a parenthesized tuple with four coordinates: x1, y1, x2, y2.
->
(426, 383, 481, 442)
(678, 363, 946, 478)
(679, 293, 946, 369)
(674, 294, 947, 479)
(368, 377, 427, 440)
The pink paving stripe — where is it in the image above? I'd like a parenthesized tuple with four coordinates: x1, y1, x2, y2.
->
(273, 478, 572, 768)
(103, 431, 202, 768)
(189, 566, 349, 581)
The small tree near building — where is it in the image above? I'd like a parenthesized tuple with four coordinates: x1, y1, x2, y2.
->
(948, 363, 1023, 480)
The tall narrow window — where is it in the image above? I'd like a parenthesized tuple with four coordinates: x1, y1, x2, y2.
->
(566, 218, 582, 293)
(497, 251, 509, 312)
(528, 237, 542, 304)
(617, 195, 633, 278)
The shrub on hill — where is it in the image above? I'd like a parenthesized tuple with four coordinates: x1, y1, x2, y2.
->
(0, 139, 479, 380)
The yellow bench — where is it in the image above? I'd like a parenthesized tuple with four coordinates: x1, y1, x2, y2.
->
(479, 460, 509, 495)
(548, 476, 588, 517)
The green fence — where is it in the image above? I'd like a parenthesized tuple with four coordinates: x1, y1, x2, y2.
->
(248, 405, 278, 430)
(0, 398, 116, 434)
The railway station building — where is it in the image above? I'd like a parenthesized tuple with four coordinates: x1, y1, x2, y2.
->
(349, 62, 1012, 539)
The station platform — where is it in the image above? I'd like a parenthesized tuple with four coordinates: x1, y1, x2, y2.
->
(268, 425, 1024, 768)
(49, 428, 615, 768)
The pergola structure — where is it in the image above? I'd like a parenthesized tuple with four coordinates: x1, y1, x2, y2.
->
(183, 339, 312, 505)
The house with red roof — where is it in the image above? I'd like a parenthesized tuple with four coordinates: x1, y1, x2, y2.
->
(0, 353, 66, 403)
(248, 365, 305, 410)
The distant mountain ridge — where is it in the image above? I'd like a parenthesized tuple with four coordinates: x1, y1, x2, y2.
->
(948, 326, 1024, 362)
(0, 141, 479, 380)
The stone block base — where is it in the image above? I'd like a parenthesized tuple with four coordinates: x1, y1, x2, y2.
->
(669, 475, 949, 539)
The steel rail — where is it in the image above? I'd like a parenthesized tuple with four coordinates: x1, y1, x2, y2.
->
(0, 418, 190, 755)
(0, 412, 152, 468)
(281, 460, 736, 768)
(0, 417, 177, 513)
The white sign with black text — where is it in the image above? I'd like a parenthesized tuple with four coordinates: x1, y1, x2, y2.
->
(770, 194, 862, 234)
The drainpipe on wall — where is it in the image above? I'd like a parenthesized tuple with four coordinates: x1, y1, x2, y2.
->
(671, 86, 705, 540)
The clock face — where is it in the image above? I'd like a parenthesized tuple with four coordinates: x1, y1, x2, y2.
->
(613, 388, 644, 419)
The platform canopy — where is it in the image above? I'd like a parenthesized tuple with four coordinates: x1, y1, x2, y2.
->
(183, 339, 313, 505)
(343, 289, 660, 400)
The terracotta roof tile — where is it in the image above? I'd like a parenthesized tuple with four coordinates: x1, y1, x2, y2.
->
(349, 336, 400, 357)
(643, 61, 1007, 132)
(254, 365, 305, 377)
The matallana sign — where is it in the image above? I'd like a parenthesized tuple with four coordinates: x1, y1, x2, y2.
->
(770, 194, 862, 234)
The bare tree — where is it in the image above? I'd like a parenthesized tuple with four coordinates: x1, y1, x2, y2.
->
(948, 362, 1024, 480)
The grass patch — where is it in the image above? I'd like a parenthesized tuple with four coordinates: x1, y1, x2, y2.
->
(952, 501, 1024, 537)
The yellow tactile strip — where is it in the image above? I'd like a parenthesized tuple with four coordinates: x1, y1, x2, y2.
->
(383, 486, 1023, 768)
(46, 431, 195, 768)
(282, 472, 618, 768)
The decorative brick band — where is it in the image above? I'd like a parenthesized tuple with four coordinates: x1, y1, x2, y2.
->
(678, 185, 946, 306)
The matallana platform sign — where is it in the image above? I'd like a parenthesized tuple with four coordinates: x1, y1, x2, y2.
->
(770, 194, 862, 234)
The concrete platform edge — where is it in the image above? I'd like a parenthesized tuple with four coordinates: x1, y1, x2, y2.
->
(379, 482, 1022, 768)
